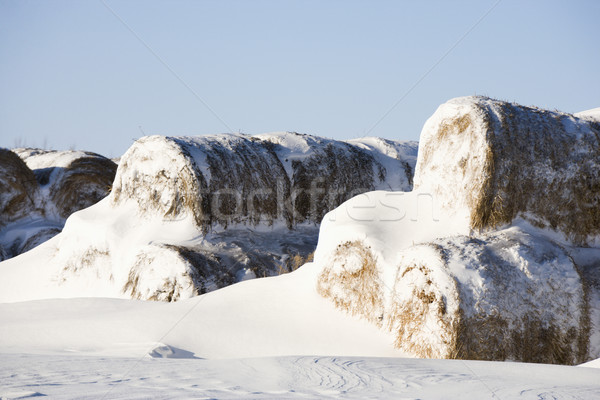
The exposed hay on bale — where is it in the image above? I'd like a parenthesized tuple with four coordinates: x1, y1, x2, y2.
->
(316, 240, 385, 327)
(15, 148, 117, 219)
(414, 96, 600, 246)
(0, 148, 43, 228)
(386, 228, 590, 364)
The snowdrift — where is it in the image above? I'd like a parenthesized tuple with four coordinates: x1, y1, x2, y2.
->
(315, 96, 600, 364)
(0, 133, 417, 302)
(414, 97, 600, 246)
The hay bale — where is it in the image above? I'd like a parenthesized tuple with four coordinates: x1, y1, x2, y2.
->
(122, 244, 234, 301)
(112, 133, 417, 231)
(388, 229, 590, 364)
(414, 96, 600, 246)
(0, 148, 43, 228)
(15, 148, 117, 219)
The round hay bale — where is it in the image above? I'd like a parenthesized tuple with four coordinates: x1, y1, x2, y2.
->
(388, 229, 589, 364)
(414, 96, 600, 246)
(0, 148, 42, 228)
(50, 153, 117, 219)
(122, 244, 233, 301)
(15, 148, 117, 219)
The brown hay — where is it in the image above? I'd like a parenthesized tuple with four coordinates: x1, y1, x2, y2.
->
(282, 251, 314, 274)
(0, 148, 42, 227)
(316, 240, 384, 326)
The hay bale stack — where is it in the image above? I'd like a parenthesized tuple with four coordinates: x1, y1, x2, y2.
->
(0, 148, 43, 228)
(112, 133, 417, 231)
(317, 229, 590, 364)
(15, 148, 117, 219)
(414, 96, 600, 246)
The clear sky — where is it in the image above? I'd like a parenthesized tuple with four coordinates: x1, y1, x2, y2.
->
(1, 0, 598, 157)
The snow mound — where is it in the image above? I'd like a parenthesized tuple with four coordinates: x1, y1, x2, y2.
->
(415, 96, 600, 246)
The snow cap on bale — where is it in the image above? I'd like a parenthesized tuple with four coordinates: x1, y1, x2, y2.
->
(15, 148, 117, 219)
(0, 148, 43, 228)
(414, 96, 600, 246)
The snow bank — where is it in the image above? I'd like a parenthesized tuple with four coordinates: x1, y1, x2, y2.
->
(415, 96, 600, 246)
(314, 96, 600, 364)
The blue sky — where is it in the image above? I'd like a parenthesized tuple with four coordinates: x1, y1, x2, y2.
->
(1, 0, 598, 157)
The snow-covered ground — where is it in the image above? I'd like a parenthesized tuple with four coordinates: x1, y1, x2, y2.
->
(2, 353, 599, 399)
(1, 263, 599, 399)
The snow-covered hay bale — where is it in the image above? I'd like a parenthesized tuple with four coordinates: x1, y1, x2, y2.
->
(111, 134, 290, 229)
(112, 133, 417, 230)
(122, 244, 233, 301)
(0, 148, 42, 228)
(390, 229, 590, 364)
(15, 148, 117, 219)
(414, 96, 600, 246)
(316, 241, 385, 327)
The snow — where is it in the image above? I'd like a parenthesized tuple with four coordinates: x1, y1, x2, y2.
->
(0, 263, 403, 359)
(1, 353, 600, 399)
(575, 107, 600, 121)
